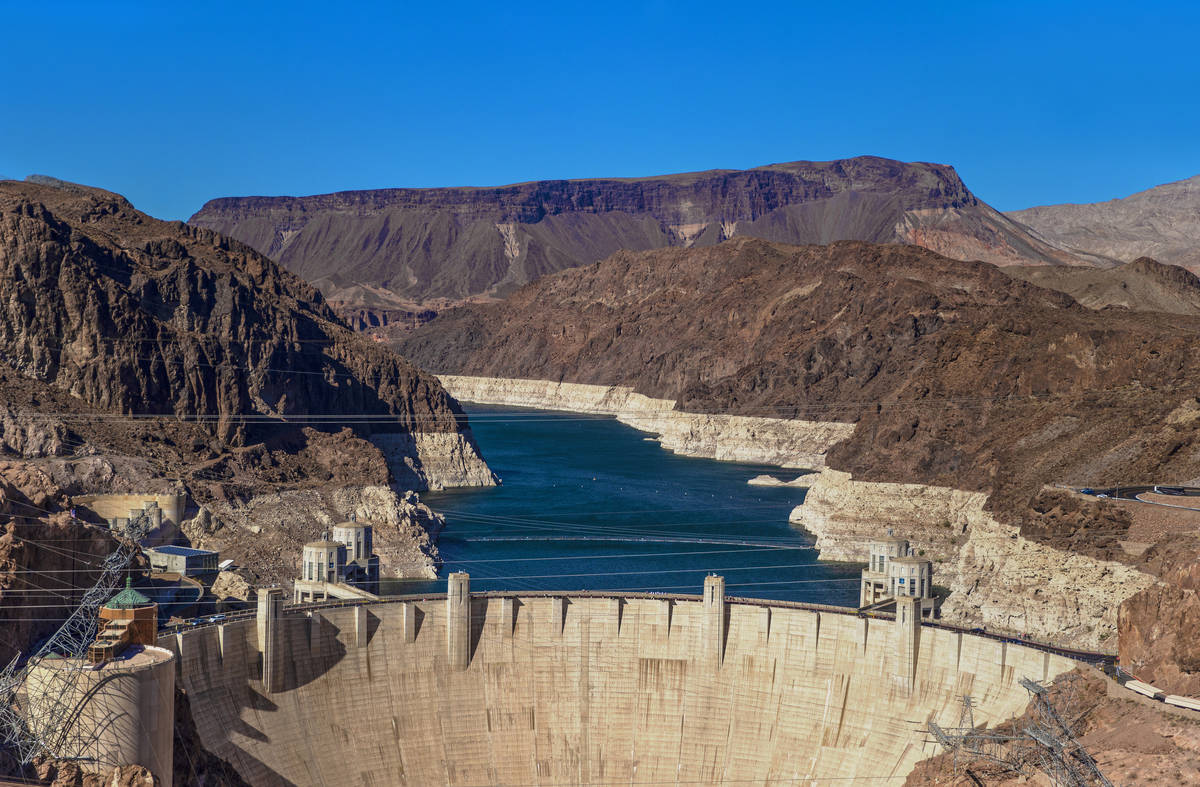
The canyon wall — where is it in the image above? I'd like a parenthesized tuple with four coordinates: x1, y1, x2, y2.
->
(438, 374, 854, 469)
(0, 179, 495, 493)
(165, 592, 1077, 786)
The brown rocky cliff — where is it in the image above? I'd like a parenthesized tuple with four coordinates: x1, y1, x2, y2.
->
(0, 180, 467, 445)
(188, 156, 1097, 305)
(1118, 535, 1200, 694)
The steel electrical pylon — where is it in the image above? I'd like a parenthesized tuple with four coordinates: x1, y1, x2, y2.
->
(926, 674, 1113, 786)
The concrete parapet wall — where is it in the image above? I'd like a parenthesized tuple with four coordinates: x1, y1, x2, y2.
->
(162, 594, 1076, 785)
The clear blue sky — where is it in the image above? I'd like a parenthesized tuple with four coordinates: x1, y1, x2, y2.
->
(2, 0, 1198, 220)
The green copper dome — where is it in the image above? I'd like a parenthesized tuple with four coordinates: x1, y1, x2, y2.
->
(104, 577, 152, 609)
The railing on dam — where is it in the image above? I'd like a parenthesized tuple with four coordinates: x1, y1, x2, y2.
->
(159, 589, 1117, 666)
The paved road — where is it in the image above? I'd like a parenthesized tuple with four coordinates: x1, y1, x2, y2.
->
(160, 590, 1117, 665)
(1082, 484, 1200, 511)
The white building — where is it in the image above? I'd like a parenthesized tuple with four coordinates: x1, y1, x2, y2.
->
(859, 532, 935, 616)
(294, 521, 381, 603)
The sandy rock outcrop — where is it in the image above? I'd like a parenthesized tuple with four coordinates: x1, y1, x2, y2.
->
(747, 474, 810, 487)
(1117, 537, 1200, 694)
(791, 470, 1154, 650)
(788, 469, 980, 568)
(33, 758, 156, 787)
(210, 570, 252, 602)
(194, 485, 443, 585)
(371, 431, 497, 490)
(438, 375, 853, 469)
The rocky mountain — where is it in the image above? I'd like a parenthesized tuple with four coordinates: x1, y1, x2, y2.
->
(1009, 173, 1200, 273)
(400, 237, 1200, 665)
(0, 179, 493, 481)
(1004, 256, 1200, 315)
(3, 180, 452, 441)
(188, 156, 1102, 307)
(0, 178, 496, 610)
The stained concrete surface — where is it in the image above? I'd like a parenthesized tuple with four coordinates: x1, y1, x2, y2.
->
(164, 594, 1076, 786)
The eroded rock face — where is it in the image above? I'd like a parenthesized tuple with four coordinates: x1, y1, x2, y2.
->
(0, 462, 127, 665)
(189, 156, 1094, 306)
(0, 406, 70, 457)
(0, 180, 490, 490)
(942, 513, 1152, 650)
(1118, 536, 1200, 693)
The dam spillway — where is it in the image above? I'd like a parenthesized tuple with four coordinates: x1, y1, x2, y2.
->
(163, 585, 1077, 786)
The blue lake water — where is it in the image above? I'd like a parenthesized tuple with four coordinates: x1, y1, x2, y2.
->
(387, 405, 861, 605)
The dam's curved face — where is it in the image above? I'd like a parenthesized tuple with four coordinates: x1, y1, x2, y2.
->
(164, 587, 1075, 786)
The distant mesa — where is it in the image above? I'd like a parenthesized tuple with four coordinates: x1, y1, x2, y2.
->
(188, 155, 1109, 309)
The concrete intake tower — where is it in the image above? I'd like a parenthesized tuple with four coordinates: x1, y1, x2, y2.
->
(164, 575, 1078, 785)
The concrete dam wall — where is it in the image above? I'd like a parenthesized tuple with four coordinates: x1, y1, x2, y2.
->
(163, 584, 1077, 786)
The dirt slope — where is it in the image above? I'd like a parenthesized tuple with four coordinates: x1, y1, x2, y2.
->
(1005, 256, 1200, 315)
(1009, 173, 1200, 273)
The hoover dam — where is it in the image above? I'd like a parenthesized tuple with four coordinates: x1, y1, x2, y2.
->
(161, 576, 1081, 786)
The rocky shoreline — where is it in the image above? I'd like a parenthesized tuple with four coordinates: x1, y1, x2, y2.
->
(437, 375, 854, 469)
(437, 374, 1155, 651)
(792, 470, 1154, 651)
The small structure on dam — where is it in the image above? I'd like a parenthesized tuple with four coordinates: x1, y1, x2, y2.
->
(71, 492, 186, 540)
(24, 577, 175, 783)
(164, 572, 1082, 785)
(87, 578, 159, 662)
(293, 520, 381, 602)
(860, 531, 936, 616)
(145, 544, 219, 578)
